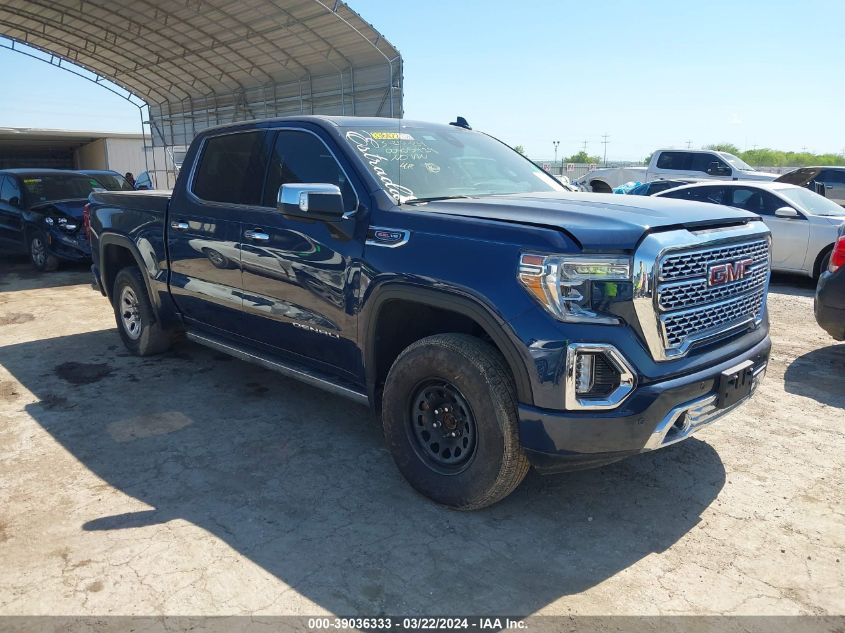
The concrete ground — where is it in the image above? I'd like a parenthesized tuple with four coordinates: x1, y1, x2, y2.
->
(0, 254, 843, 617)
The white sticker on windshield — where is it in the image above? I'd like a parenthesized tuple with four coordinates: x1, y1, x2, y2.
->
(371, 132, 415, 141)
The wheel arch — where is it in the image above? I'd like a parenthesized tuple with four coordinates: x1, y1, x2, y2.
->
(362, 285, 533, 408)
(99, 233, 159, 317)
(812, 243, 834, 278)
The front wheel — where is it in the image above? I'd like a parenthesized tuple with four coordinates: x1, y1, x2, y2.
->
(29, 232, 59, 272)
(381, 334, 529, 510)
(112, 266, 172, 356)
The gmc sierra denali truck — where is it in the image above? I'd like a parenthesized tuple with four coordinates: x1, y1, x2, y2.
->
(87, 116, 772, 509)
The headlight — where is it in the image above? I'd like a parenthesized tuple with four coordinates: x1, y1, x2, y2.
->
(518, 253, 631, 323)
(45, 216, 78, 231)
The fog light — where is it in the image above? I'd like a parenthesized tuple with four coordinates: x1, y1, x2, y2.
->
(565, 344, 637, 410)
(575, 353, 595, 394)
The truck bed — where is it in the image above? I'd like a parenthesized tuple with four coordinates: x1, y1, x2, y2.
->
(90, 190, 172, 215)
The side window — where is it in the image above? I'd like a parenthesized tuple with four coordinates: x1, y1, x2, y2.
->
(687, 186, 723, 204)
(692, 153, 728, 174)
(759, 192, 785, 215)
(820, 169, 845, 184)
(727, 187, 773, 214)
(192, 131, 267, 205)
(0, 176, 22, 206)
(262, 130, 356, 210)
(656, 152, 691, 171)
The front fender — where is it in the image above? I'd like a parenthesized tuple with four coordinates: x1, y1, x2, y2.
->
(359, 281, 534, 406)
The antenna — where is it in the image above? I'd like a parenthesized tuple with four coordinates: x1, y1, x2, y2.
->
(449, 116, 472, 130)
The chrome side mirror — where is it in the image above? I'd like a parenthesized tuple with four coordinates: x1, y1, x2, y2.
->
(774, 206, 800, 218)
(278, 183, 345, 221)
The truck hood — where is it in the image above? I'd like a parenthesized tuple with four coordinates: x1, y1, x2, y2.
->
(415, 192, 760, 250)
(29, 198, 88, 219)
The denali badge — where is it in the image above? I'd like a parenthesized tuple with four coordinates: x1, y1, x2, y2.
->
(708, 258, 753, 286)
(292, 322, 341, 339)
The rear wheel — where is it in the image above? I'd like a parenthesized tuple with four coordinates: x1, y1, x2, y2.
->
(29, 232, 59, 272)
(382, 334, 529, 510)
(112, 266, 171, 356)
(816, 249, 832, 279)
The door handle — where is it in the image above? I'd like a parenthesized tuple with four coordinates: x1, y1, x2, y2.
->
(170, 220, 189, 230)
(244, 229, 270, 242)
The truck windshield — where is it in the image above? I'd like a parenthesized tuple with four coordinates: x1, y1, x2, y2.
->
(719, 152, 755, 171)
(20, 174, 103, 205)
(339, 124, 564, 203)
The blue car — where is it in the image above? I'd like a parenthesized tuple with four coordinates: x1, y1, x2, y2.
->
(0, 169, 100, 271)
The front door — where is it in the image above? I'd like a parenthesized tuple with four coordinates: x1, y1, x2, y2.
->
(238, 127, 364, 377)
(167, 130, 268, 334)
(726, 186, 809, 271)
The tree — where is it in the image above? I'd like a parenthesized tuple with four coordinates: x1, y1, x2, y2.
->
(513, 145, 526, 155)
(703, 143, 741, 155)
(564, 150, 601, 164)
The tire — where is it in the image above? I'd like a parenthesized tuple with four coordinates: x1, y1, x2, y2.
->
(816, 249, 832, 279)
(381, 333, 529, 510)
(29, 231, 59, 272)
(112, 266, 171, 356)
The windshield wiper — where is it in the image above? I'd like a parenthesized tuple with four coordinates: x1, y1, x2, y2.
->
(403, 195, 473, 204)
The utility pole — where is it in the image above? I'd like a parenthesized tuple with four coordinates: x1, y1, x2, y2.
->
(582, 139, 588, 153)
(601, 134, 610, 167)
(552, 140, 560, 166)
(686, 140, 693, 149)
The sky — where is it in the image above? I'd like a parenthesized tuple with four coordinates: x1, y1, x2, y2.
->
(1, 0, 843, 161)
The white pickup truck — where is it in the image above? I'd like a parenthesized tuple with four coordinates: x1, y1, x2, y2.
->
(574, 149, 778, 193)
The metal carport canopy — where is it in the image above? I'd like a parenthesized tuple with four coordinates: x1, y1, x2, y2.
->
(0, 0, 403, 149)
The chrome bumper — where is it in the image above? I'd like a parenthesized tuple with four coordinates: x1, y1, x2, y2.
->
(643, 362, 767, 451)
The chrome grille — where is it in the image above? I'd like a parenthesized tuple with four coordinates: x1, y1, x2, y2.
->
(660, 240, 770, 281)
(657, 263, 768, 311)
(656, 237, 769, 352)
(661, 289, 766, 347)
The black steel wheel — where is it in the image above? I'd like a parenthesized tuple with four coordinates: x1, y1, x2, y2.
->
(408, 380, 477, 474)
(382, 333, 529, 510)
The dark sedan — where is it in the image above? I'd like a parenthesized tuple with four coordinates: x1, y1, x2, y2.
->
(815, 223, 845, 340)
(0, 169, 102, 271)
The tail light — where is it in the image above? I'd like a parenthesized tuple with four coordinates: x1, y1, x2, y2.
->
(830, 236, 845, 273)
(82, 203, 91, 241)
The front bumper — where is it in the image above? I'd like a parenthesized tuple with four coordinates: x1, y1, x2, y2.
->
(518, 335, 770, 473)
(45, 228, 91, 262)
(815, 269, 845, 341)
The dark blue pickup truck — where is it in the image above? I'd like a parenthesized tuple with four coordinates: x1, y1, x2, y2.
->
(87, 116, 772, 509)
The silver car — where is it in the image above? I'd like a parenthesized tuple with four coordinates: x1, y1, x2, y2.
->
(657, 181, 845, 278)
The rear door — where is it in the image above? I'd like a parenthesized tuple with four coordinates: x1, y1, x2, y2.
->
(237, 127, 365, 377)
(0, 175, 25, 250)
(167, 130, 269, 334)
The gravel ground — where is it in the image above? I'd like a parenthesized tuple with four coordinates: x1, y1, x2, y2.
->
(0, 255, 842, 617)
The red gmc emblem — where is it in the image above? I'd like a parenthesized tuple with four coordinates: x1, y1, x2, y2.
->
(708, 258, 753, 286)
